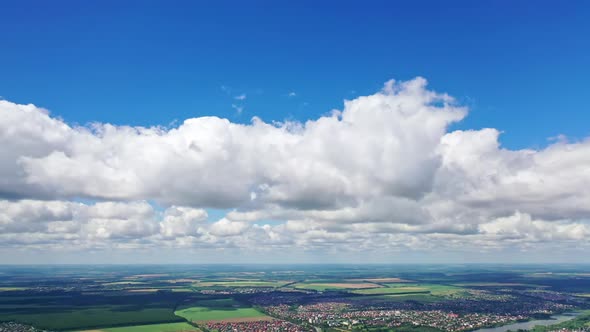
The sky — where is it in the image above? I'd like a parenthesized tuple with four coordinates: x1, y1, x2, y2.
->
(0, 0, 589, 264)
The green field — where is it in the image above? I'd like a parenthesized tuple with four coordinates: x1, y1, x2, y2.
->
(103, 281, 147, 286)
(195, 280, 288, 288)
(0, 307, 183, 331)
(169, 288, 195, 292)
(352, 287, 429, 295)
(384, 294, 447, 302)
(452, 282, 541, 287)
(93, 322, 201, 332)
(352, 283, 462, 295)
(174, 307, 267, 322)
(292, 282, 380, 291)
(0, 287, 27, 291)
(189, 298, 236, 307)
(348, 293, 446, 303)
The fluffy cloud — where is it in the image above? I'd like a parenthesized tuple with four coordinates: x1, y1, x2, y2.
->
(208, 218, 250, 237)
(0, 199, 211, 247)
(479, 212, 590, 242)
(437, 129, 590, 220)
(160, 206, 208, 238)
(1, 78, 466, 210)
(1, 77, 589, 260)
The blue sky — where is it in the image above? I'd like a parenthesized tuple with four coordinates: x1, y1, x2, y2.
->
(1, 0, 589, 149)
(1, 1, 590, 263)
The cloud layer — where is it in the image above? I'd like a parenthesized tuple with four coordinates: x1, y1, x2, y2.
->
(1, 77, 589, 262)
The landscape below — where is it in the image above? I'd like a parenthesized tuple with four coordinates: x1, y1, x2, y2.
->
(0, 265, 589, 332)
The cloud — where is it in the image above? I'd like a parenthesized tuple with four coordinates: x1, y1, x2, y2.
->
(231, 103, 244, 114)
(234, 94, 247, 100)
(1, 78, 466, 210)
(0, 200, 160, 241)
(479, 212, 590, 242)
(160, 206, 208, 238)
(208, 218, 250, 237)
(1, 77, 590, 260)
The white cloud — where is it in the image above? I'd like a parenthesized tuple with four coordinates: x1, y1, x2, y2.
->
(1, 77, 590, 260)
(479, 212, 590, 242)
(1, 78, 466, 210)
(208, 218, 250, 237)
(160, 206, 208, 238)
(231, 103, 244, 114)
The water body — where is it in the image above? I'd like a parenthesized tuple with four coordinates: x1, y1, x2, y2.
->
(474, 312, 581, 332)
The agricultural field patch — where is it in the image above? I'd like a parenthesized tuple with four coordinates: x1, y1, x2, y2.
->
(0, 287, 28, 291)
(187, 298, 237, 307)
(169, 288, 194, 293)
(347, 293, 445, 303)
(102, 282, 147, 286)
(165, 279, 200, 284)
(129, 274, 170, 278)
(174, 306, 267, 322)
(384, 294, 447, 302)
(293, 282, 381, 291)
(352, 286, 428, 295)
(195, 280, 289, 288)
(351, 278, 412, 283)
(452, 282, 542, 287)
(80, 322, 201, 332)
(352, 283, 463, 296)
(174, 298, 267, 322)
(0, 307, 183, 331)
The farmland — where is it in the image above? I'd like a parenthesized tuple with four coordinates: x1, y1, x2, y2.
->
(351, 283, 462, 296)
(175, 307, 268, 322)
(194, 280, 289, 288)
(0, 306, 183, 331)
(0, 265, 589, 331)
(0, 287, 28, 292)
(174, 297, 269, 322)
(80, 322, 201, 332)
(292, 282, 382, 291)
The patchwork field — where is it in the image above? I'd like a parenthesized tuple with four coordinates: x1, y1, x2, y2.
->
(0, 287, 28, 291)
(352, 283, 462, 295)
(352, 286, 428, 295)
(1, 265, 589, 332)
(452, 282, 541, 287)
(0, 307, 183, 331)
(174, 298, 269, 322)
(174, 306, 267, 322)
(347, 293, 447, 303)
(384, 294, 448, 302)
(195, 280, 288, 288)
(348, 278, 411, 283)
(0, 290, 191, 331)
(293, 282, 382, 291)
(80, 322, 201, 332)
(103, 282, 147, 286)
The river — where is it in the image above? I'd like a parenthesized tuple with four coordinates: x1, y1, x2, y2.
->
(473, 312, 582, 332)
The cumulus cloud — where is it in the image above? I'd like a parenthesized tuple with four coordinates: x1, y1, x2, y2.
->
(0, 78, 467, 209)
(208, 218, 250, 237)
(1, 77, 590, 260)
